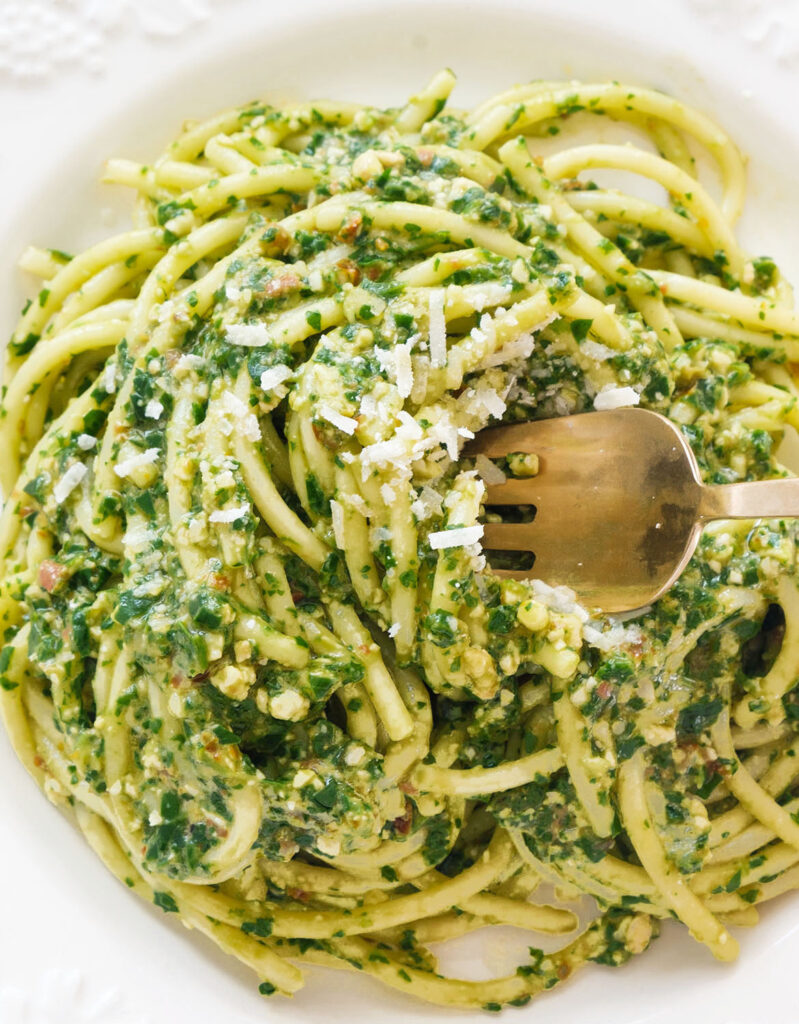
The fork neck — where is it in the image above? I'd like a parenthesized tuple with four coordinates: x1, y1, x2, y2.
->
(698, 478, 799, 521)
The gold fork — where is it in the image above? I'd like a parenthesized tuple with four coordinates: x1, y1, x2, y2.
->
(464, 408, 799, 613)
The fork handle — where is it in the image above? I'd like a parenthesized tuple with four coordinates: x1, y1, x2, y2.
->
(698, 479, 799, 521)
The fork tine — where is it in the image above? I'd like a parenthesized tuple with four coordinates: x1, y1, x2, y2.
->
(463, 422, 539, 458)
(484, 479, 541, 505)
(492, 568, 536, 580)
(481, 522, 537, 552)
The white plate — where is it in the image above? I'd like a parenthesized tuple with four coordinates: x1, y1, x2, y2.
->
(2, 1, 799, 1021)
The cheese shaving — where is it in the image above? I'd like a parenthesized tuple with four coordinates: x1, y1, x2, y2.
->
(474, 454, 506, 485)
(53, 463, 87, 504)
(330, 499, 346, 549)
(428, 524, 484, 550)
(209, 504, 250, 523)
(225, 323, 272, 348)
(318, 403, 358, 435)
(593, 386, 640, 411)
(395, 341, 414, 398)
(260, 364, 292, 391)
(114, 448, 159, 478)
(428, 289, 447, 367)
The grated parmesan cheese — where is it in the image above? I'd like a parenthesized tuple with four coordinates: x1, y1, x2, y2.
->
(411, 485, 444, 521)
(395, 340, 414, 398)
(260, 364, 292, 392)
(345, 745, 365, 766)
(478, 330, 535, 369)
(220, 391, 260, 441)
(583, 621, 644, 652)
(144, 399, 164, 419)
(344, 492, 368, 516)
(580, 339, 616, 362)
(209, 504, 250, 523)
(114, 447, 159, 478)
(396, 410, 423, 438)
(428, 524, 484, 550)
(309, 243, 351, 269)
(464, 541, 487, 572)
(474, 454, 506, 485)
(593, 386, 640, 411)
(174, 353, 204, 377)
(100, 362, 116, 393)
(479, 314, 558, 369)
(122, 526, 157, 552)
(53, 463, 87, 504)
(428, 289, 447, 367)
(465, 282, 511, 312)
(530, 578, 589, 622)
(470, 312, 497, 351)
(360, 437, 408, 475)
(330, 499, 345, 549)
(387, 622, 400, 639)
(76, 434, 96, 451)
(225, 323, 271, 348)
(318, 403, 358, 435)
(155, 300, 175, 324)
(472, 387, 507, 419)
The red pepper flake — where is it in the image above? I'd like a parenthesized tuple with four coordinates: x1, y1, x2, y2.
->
(628, 638, 645, 659)
(596, 680, 614, 701)
(392, 799, 413, 835)
(262, 272, 301, 298)
(262, 225, 291, 253)
(337, 213, 363, 243)
(208, 572, 231, 591)
(336, 257, 362, 285)
(38, 559, 67, 593)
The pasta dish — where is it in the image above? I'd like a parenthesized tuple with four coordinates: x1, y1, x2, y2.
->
(2, 70, 799, 1009)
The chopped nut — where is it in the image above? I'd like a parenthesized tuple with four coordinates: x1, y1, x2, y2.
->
(316, 834, 341, 857)
(234, 639, 253, 663)
(625, 914, 654, 955)
(210, 664, 255, 702)
(270, 689, 310, 722)
(463, 646, 499, 699)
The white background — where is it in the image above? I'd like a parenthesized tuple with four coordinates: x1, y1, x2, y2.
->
(2, 1, 799, 1021)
